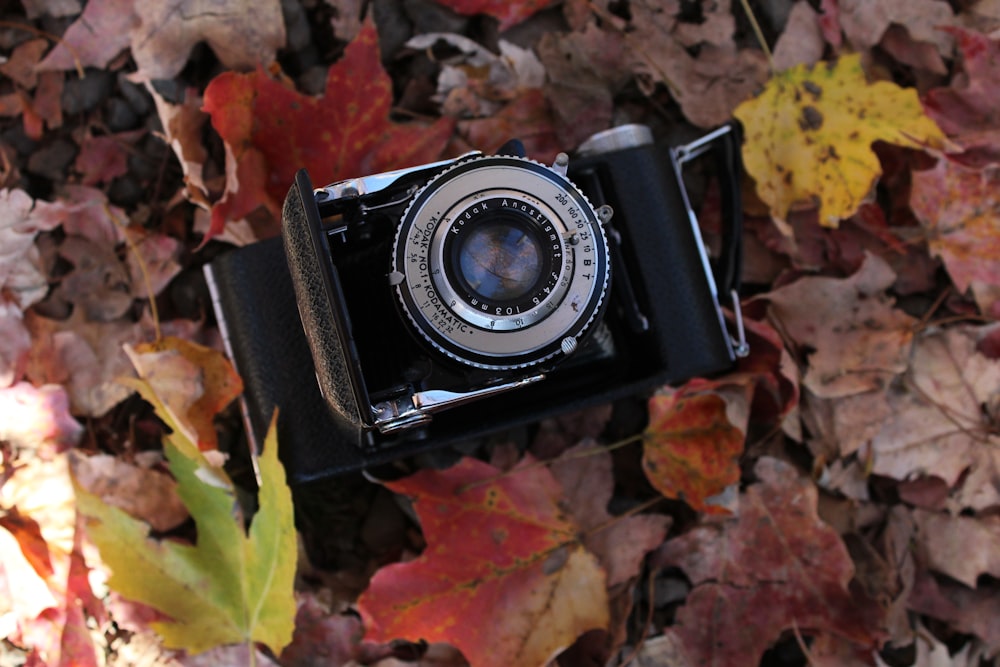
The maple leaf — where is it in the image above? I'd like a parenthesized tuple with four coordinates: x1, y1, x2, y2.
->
(642, 383, 747, 515)
(549, 443, 669, 589)
(655, 457, 886, 666)
(432, 0, 556, 31)
(911, 153, 1000, 317)
(869, 325, 1000, 511)
(35, 0, 137, 71)
(836, 0, 956, 58)
(625, 0, 770, 128)
(457, 89, 561, 163)
(24, 310, 200, 417)
(357, 457, 609, 667)
(202, 19, 454, 241)
(75, 416, 296, 654)
(536, 24, 628, 148)
(122, 336, 243, 451)
(756, 253, 917, 398)
(911, 510, 1000, 589)
(131, 0, 286, 81)
(734, 53, 948, 226)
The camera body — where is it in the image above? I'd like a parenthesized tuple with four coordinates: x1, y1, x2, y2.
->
(205, 124, 746, 484)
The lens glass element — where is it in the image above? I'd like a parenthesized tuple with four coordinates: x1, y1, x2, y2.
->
(457, 219, 543, 303)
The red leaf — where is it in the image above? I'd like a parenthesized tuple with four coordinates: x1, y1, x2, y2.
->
(202, 19, 454, 241)
(433, 0, 557, 31)
(923, 27, 1000, 137)
(654, 457, 887, 666)
(357, 457, 608, 667)
(643, 386, 746, 515)
(458, 89, 561, 163)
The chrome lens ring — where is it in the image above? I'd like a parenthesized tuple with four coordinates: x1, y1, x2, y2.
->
(392, 156, 610, 370)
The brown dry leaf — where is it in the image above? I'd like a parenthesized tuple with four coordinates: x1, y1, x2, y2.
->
(408, 33, 545, 118)
(536, 23, 629, 148)
(0, 39, 48, 88)
(908, 570, 1000, 658)
(912, 510, 1000, 589)
(911, 158, 1000, 317)
(36, 0, 138, 71)
(626, 0, 769, 128)
(654, 457, 886, 666)
(0, 188, 62, 309)
(550, 441, 670, 588)
(772, 1, 826, 71)
(129, 0, 286, 81)
(0, 301, 32, 387)
(69, 452, 189, 532)
(47, 235, 133, 322)
(757, 254, 917, 399)
(870, 325, 1000, 511)
(836, 0, 955, 57)
(32, 185, 127, 246)
(278, 592, 368, 666)
(147, 85, 212, 210)
(73, 130, 144, 187)
(803, 386, 893, 460)
(124, 227, 183, 300)
(24, 310, 200, 417)
(124, 336, 243, 451)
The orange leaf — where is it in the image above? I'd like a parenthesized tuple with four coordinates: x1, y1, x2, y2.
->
(124, 336, 243, 451)
(202, 19, 454, 241)
(643, 386, 746, 514)
(357, 457, 608, 667)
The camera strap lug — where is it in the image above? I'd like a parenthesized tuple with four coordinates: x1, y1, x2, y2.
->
(372, 374, 546, 434)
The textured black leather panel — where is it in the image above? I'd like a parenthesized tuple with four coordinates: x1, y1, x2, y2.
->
(280, 171, 365, 426)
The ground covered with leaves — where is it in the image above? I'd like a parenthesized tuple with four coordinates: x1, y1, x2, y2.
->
(2, 0, 1000, 666)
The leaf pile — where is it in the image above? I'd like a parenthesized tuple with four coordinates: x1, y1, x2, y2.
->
(2, 1, 1000, 666)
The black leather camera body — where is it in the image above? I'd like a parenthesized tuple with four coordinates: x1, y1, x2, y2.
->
(205, 124, 747, 485)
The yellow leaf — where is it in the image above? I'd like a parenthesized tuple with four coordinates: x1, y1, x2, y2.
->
(734, 54, 948, 227)
(75, 415, 296, 655)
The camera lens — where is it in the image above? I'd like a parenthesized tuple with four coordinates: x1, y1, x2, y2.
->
(456, 217, 543, 303)
(393, 156, 610, 370)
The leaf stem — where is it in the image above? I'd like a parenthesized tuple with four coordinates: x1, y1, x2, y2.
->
(736, 0, 775, 72)
(108, 204, 162, 342)
(580, 495, 664, 542)
(0, 20, 86, 78)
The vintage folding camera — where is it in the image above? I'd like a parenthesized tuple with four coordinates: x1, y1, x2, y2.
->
(205, 124, 748, 485)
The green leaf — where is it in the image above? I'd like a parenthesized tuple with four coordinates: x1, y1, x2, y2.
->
(75, 416, 296, 655)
